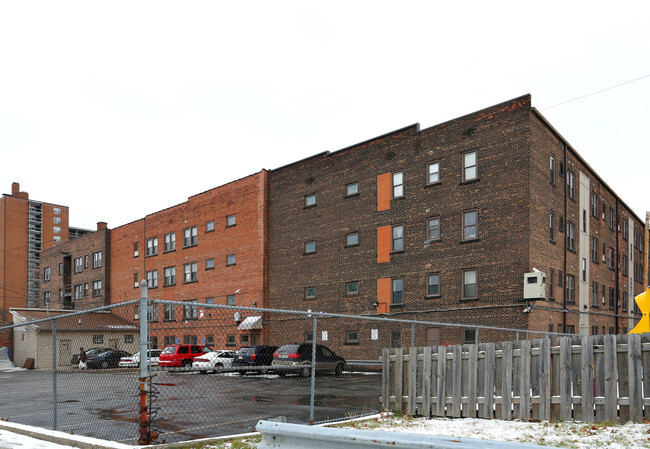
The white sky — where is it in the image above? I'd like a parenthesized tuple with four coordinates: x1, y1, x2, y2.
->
(1, 1, 649, 230)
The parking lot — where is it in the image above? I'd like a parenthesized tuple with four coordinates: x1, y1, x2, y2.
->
(0, 367, 382, 444)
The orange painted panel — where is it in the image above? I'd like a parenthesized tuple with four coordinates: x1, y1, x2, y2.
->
(377, 173, 391, 212)
(376, 278, 391, 314)
(377, 226, 391, 263)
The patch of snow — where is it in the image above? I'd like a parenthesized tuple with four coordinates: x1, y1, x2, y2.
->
(0, 347, 26, 373)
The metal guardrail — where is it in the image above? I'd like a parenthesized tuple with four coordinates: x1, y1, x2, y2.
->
(255, 420, 550, 449)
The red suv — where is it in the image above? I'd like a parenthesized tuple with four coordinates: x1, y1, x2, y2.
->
(158, 344, 213, 368)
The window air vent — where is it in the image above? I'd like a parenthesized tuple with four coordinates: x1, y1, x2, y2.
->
(384, 152, 396, 161)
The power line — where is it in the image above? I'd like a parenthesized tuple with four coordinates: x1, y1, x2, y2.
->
(541, 73, 650, 111)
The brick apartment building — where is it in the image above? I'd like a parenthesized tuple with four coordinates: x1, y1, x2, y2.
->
(108, 171, 268, 350)
(38, 222, 111, 310)
(266, 95, 645, 358)
(1, 182, 93, 322)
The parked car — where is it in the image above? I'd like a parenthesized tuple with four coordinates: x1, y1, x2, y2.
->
(118, 349, 163, 368)
(86, 349, 132, 369)
(232, 345, 277, 374)
(158, 344, 213, 368)
(192, 350, 236, 374)
(272, 343, 346, 377)
(71, 347, 110, 365)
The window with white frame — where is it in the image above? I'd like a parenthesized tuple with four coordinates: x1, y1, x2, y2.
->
(391, 278, 403, 305)
(74, 257, 83, 273)
(92, 280, 102, 297)
(346, 281, 359, 295)
(392, 172, 403, 198)
(146, 270, 158, 288)
(183, 300, 198, 320)
(567, 170, 575, 200)
(226, 254, 236, 266)
(164, 232, 176, 252)
(164, 266, 176, 286)
(146, 237, 158, 256)
(304, 240, 316, 254)
(345, 232, 359, 247)
(184, 262, 197, 282)
(305, 287, 316, 300)
(44, 267, 51, 281)
(227, 294, 236, 305)
(462, 210, 478, 241)
(463, 151, 477, 181)
(345, 182, 359, 197)
(427, 273, 440, 297)
(206, 220, 215, 232)
(462, 269, 477, 300)
(74, 284, 83, 300)
(550, 155, 556, 186)
(53, 207, 61, 215)
(427, 161, 440, 184)
(184, 226, 198, 247)
(53, 216, 61, 224)
(206, 258, 214, 269)
(44, 291, 51, 304)
(93, 251, 102, 268)
(392, 224, 404, 252)
(133, 242, 139, 257)
(304, 194, 316, 208)
(566, 275, 575, 303)
(226, 214, 236, 227)
(427, 217, 440, 241)
(164, 303, 175, 321)
(567, 222, 575, 251)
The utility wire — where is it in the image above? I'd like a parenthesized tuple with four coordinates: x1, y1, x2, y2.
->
(541, 73, 650, 110)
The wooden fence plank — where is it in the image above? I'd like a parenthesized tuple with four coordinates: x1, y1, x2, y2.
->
(450, 345, 462, 417)
(604, 335, 618, 422)
(465, 344, 478, 418)
(539, 338, 551, 422)
(570, 338, 582, 421)
(581, 336, 595, 423)
(501, 341, 513, 420)
(593, 335, 605, 422)
(512, 340, 521, 418)
(627, 333, 643, 423)
(422, 346, 432, 417)
(642, 334, 650, 421)
(482, 343, 495, 419)
(381, 348, 390, 411)
(519, 339, 531, 421)
(394, 347, 403, 413)
(559, 337, 572, 421)
(616, 334, 630, 423)
(436, 345, 446, 417)
(407, 346, 417, 416)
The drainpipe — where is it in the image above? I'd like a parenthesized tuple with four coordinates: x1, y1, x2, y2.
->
(615, 199, 620, 333)
(562, 145, 568, 331)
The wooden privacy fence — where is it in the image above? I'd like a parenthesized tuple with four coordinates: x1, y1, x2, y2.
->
(381, 333, 650, 423)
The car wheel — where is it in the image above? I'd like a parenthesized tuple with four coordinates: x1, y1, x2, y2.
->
(300, 366, 311, 378)
(100, 360, 109, 369)
(334, 362, 343, 376)
(215, 363, 223, 371)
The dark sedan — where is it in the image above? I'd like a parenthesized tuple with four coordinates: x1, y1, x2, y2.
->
(86, 349, 131, 369)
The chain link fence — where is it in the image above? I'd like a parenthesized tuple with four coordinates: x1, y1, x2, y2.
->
(1, 288, 558, 445)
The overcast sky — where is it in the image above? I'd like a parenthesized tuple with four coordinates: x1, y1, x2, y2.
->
(1, 1, 649, 230)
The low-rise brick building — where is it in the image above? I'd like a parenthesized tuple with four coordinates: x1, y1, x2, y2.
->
(266, 95, 645, 359)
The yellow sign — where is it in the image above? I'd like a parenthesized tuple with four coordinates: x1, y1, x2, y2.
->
(629, 288, 650, 334)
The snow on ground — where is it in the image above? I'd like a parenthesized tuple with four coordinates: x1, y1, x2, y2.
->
(342, 414, 650, 449)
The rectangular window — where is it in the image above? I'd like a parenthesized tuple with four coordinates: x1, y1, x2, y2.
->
(427, 217, 440, 241)
(345, 182, 359, 197)
(592, 237, 599, 262)
(592, 282, 599, 307)
(164, 266, 176, 286)
(184, 262, 198, 283)
(582, 209, 587, 233)
(549, 212, 555, 241)
(74, 257, 83, 273)
(550, 155, 555, 185)
(74, 284, 83, 300)
(226, 335, 236, 346)
(92, 280, 102, 297)
(582, 258, 587, 282)
(549, 269, 554, 300)
(591, 193, 598, 217)
(53, 226, 61, 234)
(566, 274, 575, 304)
(567, 222, 575, 251)
(92, 335, 104, 345)
(622, 219, 628, 240)
(146, 237, 158, 256)
(346, 281, 359, 296)
(226, 254, 236, 266)
(391, 331, 401, 348)
(206, 220, 215, 232)
(43, 291, 51, 304)
(608, 287, 615, 310)
(304, 287, 316, 300)
(206, 297, 214, 305)
(463, 151, 477, 181)
(133, 242, 139, 257)
(53, 207, 61, 215)
(93, 251, 102, 268)
(608, 248, 615, 269)
(164, 232, 176, 252)
(59, 288, 63, 300)
(609, 208, 615, 231)
(205, 335, 214, 346)
(53, 216, 61, 224)
(391, 278, 404, 305)
(622, 292, 628, 312)
(304, 194, 316, 208)
(567, 171, 575, 200)
(147, 303, 158, 322)
(183, 300, 198, 320)
(184, 226, 198, 247)
(84, 255, 89, 268)
(164, 304, 176, 321)
(59, 263, 63, 275)
(164, 336, 175, 346)
(226, 214, 236, 227)
(206, 258, 214, 270)
(124, 335, 134, 344)
(392, 224, 404, 252)
(427, 161, 440, 184)
(44, 267, 51, 281)
(463, 329, 477, 345)
(427, 273, 440, 297)
(392, 171, 404, 198)
(345, 331, 359, 344)
(227, 294, 236, 305)
(345, 232, 359, 247)
(133, 273, 139, 288)
(84, 283, 88, 297)
(146, 270, 158, 288)
(463, 210, 478, 241)
(462, 269, 477, 300)
(622, 254, 628, 276)
(53, 236, 61, 243)
(304, 240, 316, 254)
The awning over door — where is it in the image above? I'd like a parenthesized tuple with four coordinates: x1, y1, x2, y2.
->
(238, 315, 262, 330)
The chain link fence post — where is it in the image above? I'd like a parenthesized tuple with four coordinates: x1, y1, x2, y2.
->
(310, 314, 317, 424)
(52, 318, 57, 430)
(139, 280, 152, 445)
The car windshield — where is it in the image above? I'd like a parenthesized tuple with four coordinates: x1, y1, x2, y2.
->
(161, 346, 177, 354)
(237, 347, 255, 354)
(131, 352, 140, 358)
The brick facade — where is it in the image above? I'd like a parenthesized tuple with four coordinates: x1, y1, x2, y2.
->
(266, 95, 645, 358)
(38, 223, 111, 310)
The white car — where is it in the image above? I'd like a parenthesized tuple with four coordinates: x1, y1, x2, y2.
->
(192, 350, 236, 374)
(118, 349, 162, 368)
